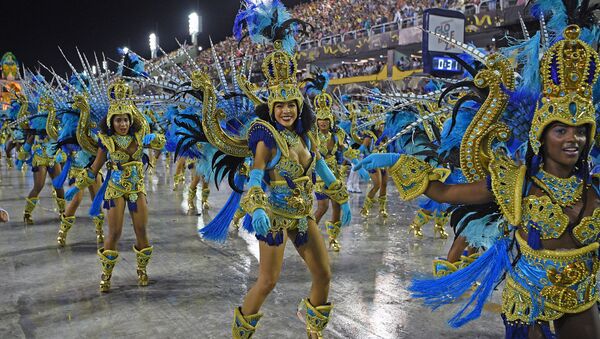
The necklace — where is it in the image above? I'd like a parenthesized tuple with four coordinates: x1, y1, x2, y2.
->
(318, 130, 330, 143)
(280, 128, 301, 148)
(114, 135, 133, 150)
(532, 169, 583, 207)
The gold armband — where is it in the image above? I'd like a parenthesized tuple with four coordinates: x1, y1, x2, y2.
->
(240, 186, 269, 214)
(388, 155, 450, 200)
(344, 148, 360, 160)
(75, 168, 96, 190)
(149, 133, 166, 150)
(323, 179, 349, 204)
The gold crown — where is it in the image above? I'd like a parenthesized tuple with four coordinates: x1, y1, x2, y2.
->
(107, 79, 137, 129)
(262, 41, 303, 114)
(314, 92, 333, 123)
(530, 25, 599, 154)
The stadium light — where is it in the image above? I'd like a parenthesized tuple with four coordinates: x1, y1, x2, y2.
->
(189, 12, 199, 35)
(149, 33, 158, 58)
(122, 47, 129, 54)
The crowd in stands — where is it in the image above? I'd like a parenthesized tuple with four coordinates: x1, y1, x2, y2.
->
(194, 0, 492, 66)
(327, 60, 386, 79)
(158, 0, 503, 81)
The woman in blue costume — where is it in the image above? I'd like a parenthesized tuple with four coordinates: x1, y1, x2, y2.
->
(186, 2, 351, 337)
(17, 76, 66, 224)
(357, 105, 390, 218)
(48, 72, 106, 246)
(307, 72, 348, 252)
(357, 13, 600, 337)
(66, 79, 165, 292)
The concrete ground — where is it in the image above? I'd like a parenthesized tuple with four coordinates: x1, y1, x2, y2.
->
(0, 158, 504, 338)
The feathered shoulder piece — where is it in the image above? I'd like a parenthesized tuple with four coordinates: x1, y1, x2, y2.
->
(247, 118, 289, 158)
(233, 0, 311, 53)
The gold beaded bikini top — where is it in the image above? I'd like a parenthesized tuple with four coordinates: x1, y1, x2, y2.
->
(489, 155, 600, 246)
(521, 195, 600, 245)
(97, 131, 144, 163)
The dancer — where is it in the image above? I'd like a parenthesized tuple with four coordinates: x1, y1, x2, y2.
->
(357, 19, 600, 338)
(66, 79, 165, 292)
(307, 72, 346, 252)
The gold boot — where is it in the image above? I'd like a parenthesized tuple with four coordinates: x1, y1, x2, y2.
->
(360, 196, 374, 217)
(232, 307, 263, 339)
(23, 197, 38, 224)
(433, 212, 449, 239)
(93, 213, 105, 244)
(326, 221, 341, 252)
(133, 245, 153, 286)
(378, 196, 388, 218)
(173, 173, 184, 191)
(300, 299, 333, 339)
(409, 209, 431, 238)
(201, 187, 210, 210)
(55, 196, 66, 215)
(98, 248, 119, 293)
(7, 157, 14, 168)
(187, 186, 197, 212)
(57, 215, 75, 246)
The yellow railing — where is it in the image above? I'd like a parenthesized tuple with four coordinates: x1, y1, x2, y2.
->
(329, 67, 422, 85)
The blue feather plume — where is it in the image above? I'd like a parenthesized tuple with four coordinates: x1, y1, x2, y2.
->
(410, 237, 512, 328)
(199, 174, 246, 242)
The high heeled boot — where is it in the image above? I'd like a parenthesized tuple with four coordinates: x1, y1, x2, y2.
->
(201, 187, 210, 210)
(378, 196, 388, 218)
(55, 196, 66, 215)
(93, 213, 105, 244)
(57, 215, 75, 246)
(232, 307, 263, 339)
(98, 248, 119, 292)
(300, 298, 334, 339)
(23, 197, 39, 224)
(187, 186, 197, 212)
(173, 173, 184, 191)
(433, 211, 449, 239)
(326, 221, 341, 252)
(133, 245, 153, 286)
(360, 196, 374, 217)
(409, 209, 431, 238)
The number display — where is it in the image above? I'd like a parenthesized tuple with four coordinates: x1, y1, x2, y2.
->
(432, 56, 460, 72)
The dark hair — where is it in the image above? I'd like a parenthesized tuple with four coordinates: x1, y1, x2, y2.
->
(525, 123, 592, 226)
(254, 101, 315, 138)
(99, 113, 141, 136)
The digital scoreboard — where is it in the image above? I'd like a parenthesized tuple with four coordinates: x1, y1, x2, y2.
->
(423, 9, 465, 76)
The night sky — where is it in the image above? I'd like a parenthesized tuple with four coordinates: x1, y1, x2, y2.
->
(3, 0, 304, 75)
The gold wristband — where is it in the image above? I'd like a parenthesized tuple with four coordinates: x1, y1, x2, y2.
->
(240, 186, 269, 215)
(323, 179, 349, 204)
(388, 155, 450, 200)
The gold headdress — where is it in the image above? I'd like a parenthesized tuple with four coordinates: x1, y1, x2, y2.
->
(106, 79, 137, 130)
(530, 25, 599, 154)
(263, 40, 303, 115)
(314, 91, 334, 125)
